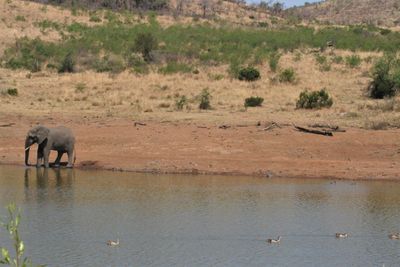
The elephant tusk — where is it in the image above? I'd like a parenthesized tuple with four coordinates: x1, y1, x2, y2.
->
(25, 146, 31, 151)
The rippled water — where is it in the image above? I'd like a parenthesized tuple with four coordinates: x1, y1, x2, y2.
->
(0, 166, 400, 266)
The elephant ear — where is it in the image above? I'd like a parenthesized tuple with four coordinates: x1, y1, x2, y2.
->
(34, 126, 50, 144)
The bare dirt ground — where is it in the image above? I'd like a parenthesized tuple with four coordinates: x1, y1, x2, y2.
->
(0, 113, 399, 180)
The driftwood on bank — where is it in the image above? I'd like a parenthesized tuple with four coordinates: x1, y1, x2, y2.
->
(308, 123, 346, 132)
(262, 122, 282, 131)
(294, 125, 334, 136)
(134, 122, 146, 126)
(0, 123, 15, 127)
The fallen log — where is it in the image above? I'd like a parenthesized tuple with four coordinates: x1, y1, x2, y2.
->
(134, 122, 146, 126)
(308, 123, 346, 132)
(262, 122, 282, 131)
(294, 125, 333, 136)
(0, 123, 15, 127)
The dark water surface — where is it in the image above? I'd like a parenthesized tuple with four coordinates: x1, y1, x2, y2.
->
(0, 165, 400, 266)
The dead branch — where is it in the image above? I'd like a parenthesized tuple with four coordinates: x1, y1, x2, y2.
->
(0, 123, 15, 127)
(134, 122, 146, 126)
(219, 125, 231, 129)
(262, 122, 282, 131)
(308, 123, 346, 132)
(294, 125, 333, 136)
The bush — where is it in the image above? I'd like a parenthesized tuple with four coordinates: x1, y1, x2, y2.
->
(58, 53, 74, 73)
(296, 89, 333, 109)
(133, 32, 158, 62)
(238, 67, 260, 81)
(268, 52, 281, 72)
(345, 55, 362, 68)
(368, 55, 400, 99)
(198, 88, 211, 110)
(175, 95, 188, 110)
(244, 96, 264, 107)
(93, 55, 125, 73)
(2, 88, 18, 96)
(279, 68, 296, 83)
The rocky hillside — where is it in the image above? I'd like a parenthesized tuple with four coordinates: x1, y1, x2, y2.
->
(289, 0, 400, 27)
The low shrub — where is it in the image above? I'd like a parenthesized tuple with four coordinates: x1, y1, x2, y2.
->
(244, 96, 264, 107)
(345, 55, 362, 68)
(198, 88, 211, 110)
(89, 14, 102, 22)
(332, 55, 343, 64)
(268, 51, 281, 72)
(175, 95, 188, 110)
(133, 32, 158, 62)
(238, 67, 260, 81)
(296, 89, 333, 109)
(93, 55, 125, 73)
(1, 88, 18, 96)
(279, 68, 296, 83)
(368, 54, 400, 99)
(58, 53, 74, 73)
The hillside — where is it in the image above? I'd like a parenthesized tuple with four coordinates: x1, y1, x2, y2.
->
(289, 0, 400, 27)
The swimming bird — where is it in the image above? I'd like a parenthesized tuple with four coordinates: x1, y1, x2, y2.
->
(107, 239, 120, 246)
(267, 236, 281, 244)
(388, 233, 400, 240)
(335, 233, 348, 238)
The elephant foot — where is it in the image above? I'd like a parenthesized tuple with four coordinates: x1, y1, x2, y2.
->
(53, 163, 61, 168)
(36, 164, 42, 168)
(66, 164, 73, 169)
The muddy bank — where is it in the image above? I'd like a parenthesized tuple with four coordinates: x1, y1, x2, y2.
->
(0, 115, 399, 180)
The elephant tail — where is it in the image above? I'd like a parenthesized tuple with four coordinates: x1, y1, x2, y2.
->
(73, 150, 76, 165)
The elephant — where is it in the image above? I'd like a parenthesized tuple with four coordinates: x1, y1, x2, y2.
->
(25, 125, 76, 168)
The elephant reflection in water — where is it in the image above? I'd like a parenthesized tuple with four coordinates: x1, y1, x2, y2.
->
(24, 167, 74, 190)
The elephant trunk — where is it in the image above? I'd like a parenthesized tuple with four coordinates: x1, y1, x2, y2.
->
(25, 137, 31, 166)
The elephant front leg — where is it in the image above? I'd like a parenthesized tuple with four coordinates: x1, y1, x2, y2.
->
(36, 150, 43, 168)
(43, 148, 50, 168)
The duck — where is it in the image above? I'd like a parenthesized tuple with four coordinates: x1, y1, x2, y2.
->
(388, 233, 400, 240)
(267, 236, 281, 244)
(335, 233, 348, 238)
(107, 239, 120, 246)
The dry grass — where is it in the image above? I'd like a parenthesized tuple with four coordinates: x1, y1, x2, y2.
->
(1, 48, 398, 128)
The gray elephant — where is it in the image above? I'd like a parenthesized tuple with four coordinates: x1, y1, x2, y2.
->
(25, 125, 76, 168)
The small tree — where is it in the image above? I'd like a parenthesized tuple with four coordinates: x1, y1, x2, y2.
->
(368, 54, 400, 99)
(58, 52, 74, 73)
(133, 32, 158, 62)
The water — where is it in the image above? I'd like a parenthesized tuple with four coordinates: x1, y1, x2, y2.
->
(0, 165, 400, 266)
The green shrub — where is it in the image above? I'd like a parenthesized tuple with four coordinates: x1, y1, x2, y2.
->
(228, 60, 242, 78)
(368, 54, 400, 99)
(315, 54, 327, 65)
(159, 61, 192, 74)
(268, 52, 281, 72)
(133, 32, 158, 62)
(2, 88, 18, 96)
(296, 89, 333, 109)
(15, 15, 26, 22)
(345, 55, 362, 68)
(238, 67, 260, 81)
(198, 88, 211, 110)
(332, 55, 343, 64)
(244, 96, 264, 107)
(380, 29, 391, 35)
(279, 68, 296, 83)
(175, 95, 188, 110)
(58, 53, 74, 73)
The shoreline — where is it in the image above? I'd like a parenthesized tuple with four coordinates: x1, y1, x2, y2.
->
(1, 115, 399, 181)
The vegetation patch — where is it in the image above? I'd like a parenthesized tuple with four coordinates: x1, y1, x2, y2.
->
(296, 89, 333, 109)
(238, 67, 260, 81)
(198, 88, 211, 110)
(279, 68, 296, 83)
(159, 62, 192, 74)
(244, 96, 264, 107)
(1, 88, 18, 96)
(345, 55, 362, 68)
(368, 54, 400, 99)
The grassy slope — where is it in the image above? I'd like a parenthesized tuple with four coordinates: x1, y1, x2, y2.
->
(0, 0, 399, 129)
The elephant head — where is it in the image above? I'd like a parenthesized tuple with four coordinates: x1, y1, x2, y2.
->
(25, 126, 50, 166)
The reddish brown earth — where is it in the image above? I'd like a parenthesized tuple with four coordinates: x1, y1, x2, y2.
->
(0, 114, 399, 180)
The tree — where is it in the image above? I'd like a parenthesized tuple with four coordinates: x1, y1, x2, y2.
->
(133, 32, 158, 62)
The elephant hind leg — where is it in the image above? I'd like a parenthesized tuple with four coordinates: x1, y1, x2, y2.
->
(66, 150, 74, 168)
(54, 151, 64, 167)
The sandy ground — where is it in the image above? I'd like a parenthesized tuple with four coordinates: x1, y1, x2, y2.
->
(0, 113, 399, 180)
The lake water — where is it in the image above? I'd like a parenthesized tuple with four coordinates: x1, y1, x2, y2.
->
(0, 165, 400, 266)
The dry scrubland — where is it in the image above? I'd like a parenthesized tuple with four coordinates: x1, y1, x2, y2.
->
(0, 0, 399, 128)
